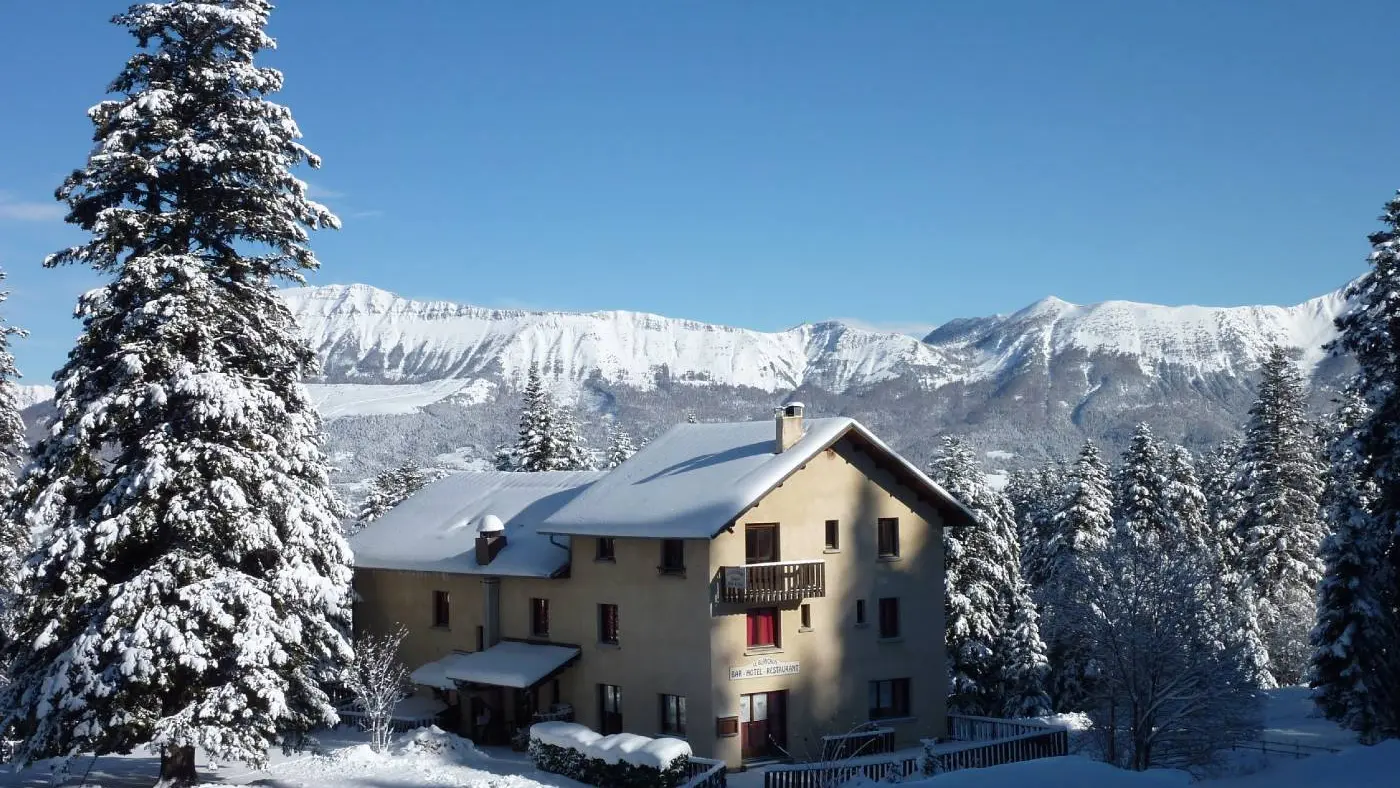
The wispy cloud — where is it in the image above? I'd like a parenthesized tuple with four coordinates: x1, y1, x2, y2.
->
(348, 209, 385, 219)
(304, 181, 346, 200)
(0, 192, 65, 222)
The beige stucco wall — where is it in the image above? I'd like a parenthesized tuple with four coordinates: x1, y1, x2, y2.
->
(706, 438, 948, 767)
(351, 431, 949, 771)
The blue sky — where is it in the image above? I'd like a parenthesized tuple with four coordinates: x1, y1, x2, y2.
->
(0, 1, 1393, 379)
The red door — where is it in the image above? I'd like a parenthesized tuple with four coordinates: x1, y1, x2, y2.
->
(740, 691, 788, 760)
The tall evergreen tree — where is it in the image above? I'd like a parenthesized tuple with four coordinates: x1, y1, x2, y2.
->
(1006, 464, 1065, 592)
(1113, 423, 1172, 546)
(1311, 389, 1393, 738)
(0, 3, 352, 783)
(931, 437, 1049, 717)
(550, 405, 595, 471)
(1040, 441, 1113, 710)
(0, 271, 30, 653)
(604, 421, 638, 470)
(1324, 191, 1400, 739)
(1236, 345, 1327, 685)
(1197, 438, 1274, 689)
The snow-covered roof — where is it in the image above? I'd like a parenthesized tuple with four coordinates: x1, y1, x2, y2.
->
(350, 470, 605, 577)
(414, 641, 581, 690)
(410, 651, 477, 690)
(540, 417, 976, 538)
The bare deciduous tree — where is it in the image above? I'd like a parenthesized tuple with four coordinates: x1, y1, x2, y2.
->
(346, 626, 410, 753)
(1080, 536, 1262, 771)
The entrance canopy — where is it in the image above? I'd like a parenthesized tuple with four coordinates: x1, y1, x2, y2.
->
(412, 641, 581, 690)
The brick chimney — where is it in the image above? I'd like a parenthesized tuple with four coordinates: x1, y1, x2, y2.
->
(775, 402, 805, 453)
(475, 515, 508, 566)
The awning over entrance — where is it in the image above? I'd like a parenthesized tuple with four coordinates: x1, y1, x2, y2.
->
(412, 641, 581, 690)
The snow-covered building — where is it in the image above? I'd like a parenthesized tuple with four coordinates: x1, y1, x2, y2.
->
(350, 404, 975, 768)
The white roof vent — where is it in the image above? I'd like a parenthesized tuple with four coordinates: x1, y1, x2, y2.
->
(480, 514, 505, 533)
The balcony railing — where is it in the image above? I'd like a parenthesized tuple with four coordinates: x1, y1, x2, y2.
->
(719, 559, 826, 604)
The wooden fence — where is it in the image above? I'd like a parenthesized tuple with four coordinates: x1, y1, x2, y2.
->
(819, 726, 895, 761)
(763, 750, 921, 788)
(1230, 738, 1342, 760)
(682, 756, 728, 788)
(762, 715, 1068, 788)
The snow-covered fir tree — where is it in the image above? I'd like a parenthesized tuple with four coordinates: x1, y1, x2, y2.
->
(930, 436, 1049, 717)
(355, 462, 438, 529)
(1195, 437, 1274, 689)
(1236, 345, 1327, 685)
(550, 406, 595, 471)
(1040, 440, 1113, 710)
(604, 421, 638, 469)
(1113, 423, 1172, 546)
(1198, 438, 1246, 570)
(1005, 463, 1065, 592)
(0, 3, 353, 783)
(1310, 388, 1394, 739)
(0, 270, 29, 651)
(497, 365, 593, 472)
(1323, 191, 1400, 741)
(1162, 445, 1211, 557)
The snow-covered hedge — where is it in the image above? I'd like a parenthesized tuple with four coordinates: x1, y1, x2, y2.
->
(529, 721, 691, 787)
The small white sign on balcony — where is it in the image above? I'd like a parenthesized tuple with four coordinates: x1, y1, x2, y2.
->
(723, 566, 747, 589)
(729, 656, 800, 681)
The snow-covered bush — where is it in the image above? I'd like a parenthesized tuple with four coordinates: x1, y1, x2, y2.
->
(529, 722, 690, 787)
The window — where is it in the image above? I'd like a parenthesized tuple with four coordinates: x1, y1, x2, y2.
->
(800, 603, 812, 630)
(747, 607, 779, 649)
(824, 520, 839, 551)
(596, 537, 616, 561)
(855, 599, 867, 626)
(599, 684, 623, 734)
(530, 597, 550, 638)
(599, 603, 620, 645)
(660, 694, 687, 736)
(432, 590, 450, 628)
(879, 597, 901, 639)
(660, 539, 685, 574)
(877, 517, 900, 558)
(869, 678, 911, 720)
(745, 524, 779, 564)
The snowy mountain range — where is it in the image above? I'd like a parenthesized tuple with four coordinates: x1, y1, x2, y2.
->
(286, 283, 1349, 394)
(16, 282, 1356, 486)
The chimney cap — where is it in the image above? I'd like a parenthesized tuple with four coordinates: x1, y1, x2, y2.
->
(783, 402, 805, 416)
(480, 514, 505, 533)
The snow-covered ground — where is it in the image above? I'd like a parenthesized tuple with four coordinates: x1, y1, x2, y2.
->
(0, 727, 582, 788)
(0, 690, 1386, 787)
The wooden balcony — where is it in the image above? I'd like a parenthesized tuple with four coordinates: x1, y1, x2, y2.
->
(719, 560, 826, 604)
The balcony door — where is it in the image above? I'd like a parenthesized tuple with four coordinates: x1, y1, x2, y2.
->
(745, 523, 779, 564)
(739, 690, 787, 761)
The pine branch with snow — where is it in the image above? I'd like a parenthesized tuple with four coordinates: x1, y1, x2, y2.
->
(0, 3, 352, 783)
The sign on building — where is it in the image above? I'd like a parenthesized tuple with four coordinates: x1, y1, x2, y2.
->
(729, 656, 800, 681)
(723, 566, 747, 590)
